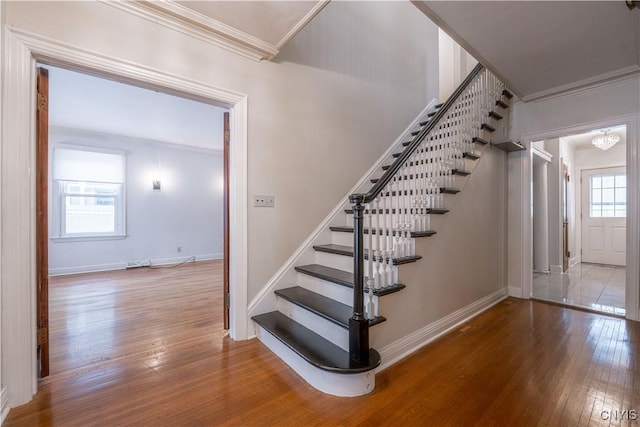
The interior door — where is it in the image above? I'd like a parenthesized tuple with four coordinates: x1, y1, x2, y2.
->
(581, 167, 626, 266)
(223, 112, 230, 329)
(36, 67, 50, 377)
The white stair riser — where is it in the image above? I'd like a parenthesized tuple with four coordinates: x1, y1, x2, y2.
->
(315, 251, 353, 273)
(254, 324, 375, 397)
(297, 273, 353, 306)
(276, 298, 349, 351)
(332, 231, 354, 246)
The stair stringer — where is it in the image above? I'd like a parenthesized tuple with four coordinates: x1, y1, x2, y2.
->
(247, 98, 441, 328)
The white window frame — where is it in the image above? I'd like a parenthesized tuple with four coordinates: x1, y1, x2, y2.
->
(589, 172, 627, 218)
(51, 144, 127, 240)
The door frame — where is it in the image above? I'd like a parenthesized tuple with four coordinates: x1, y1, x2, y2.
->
(1, 28, 249, 406)
(514, 114, 639, 322)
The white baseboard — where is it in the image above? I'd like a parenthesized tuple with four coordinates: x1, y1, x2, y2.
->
(569, 256, 580, 268)
(508, 286, 524, 298)
(377, 288, 508, 371)
(1, 387, 8, 425)
(49, 253, 222, 276)
(550, 265, 563, 274)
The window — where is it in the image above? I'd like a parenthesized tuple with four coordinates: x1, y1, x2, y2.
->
(590, 173, 626, 218)
(52, 146, 125, 238)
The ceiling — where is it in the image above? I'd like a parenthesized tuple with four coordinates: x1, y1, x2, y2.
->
(561, 125, 627, 150)
(46, 65, 226, 150)
(121, 0, 328, 60)
(414, 1, 640, 101)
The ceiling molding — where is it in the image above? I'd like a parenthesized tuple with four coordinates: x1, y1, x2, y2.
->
(521, 65, 640, 103)
(101, 0, 274, 62)
(275, 1, 329, 50)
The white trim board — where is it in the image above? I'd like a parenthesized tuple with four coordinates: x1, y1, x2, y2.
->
(377, 288, 508, 371)
(0, 387, 8, 425)
(246, 99, 440, 322)
(1, 27, 249, 408)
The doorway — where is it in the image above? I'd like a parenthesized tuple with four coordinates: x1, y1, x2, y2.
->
(531, 125, 627, 316)
(2, 29, 249, 406)
(36, 64, 231, 377)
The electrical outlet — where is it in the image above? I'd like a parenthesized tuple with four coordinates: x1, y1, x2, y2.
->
(254, 195, 275, 207)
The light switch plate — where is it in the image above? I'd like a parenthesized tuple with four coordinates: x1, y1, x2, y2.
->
(254, 195, 275, 207)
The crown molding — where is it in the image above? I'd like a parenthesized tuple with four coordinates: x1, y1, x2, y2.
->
(521, 65, 640, 103)
(101, 0, 275, 62)
(275, 1, 329, 50)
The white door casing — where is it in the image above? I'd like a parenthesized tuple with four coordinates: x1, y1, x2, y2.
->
(581, 167, 627, 266)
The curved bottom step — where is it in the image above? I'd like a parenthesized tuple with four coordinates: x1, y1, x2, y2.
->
(253, 311, 380, 397)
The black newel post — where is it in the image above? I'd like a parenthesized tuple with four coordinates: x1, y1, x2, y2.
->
(348, 193, 369, 364)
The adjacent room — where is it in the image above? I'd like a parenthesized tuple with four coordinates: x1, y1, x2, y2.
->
(531, 125, 627, 316)
(42, 65, 229, 376)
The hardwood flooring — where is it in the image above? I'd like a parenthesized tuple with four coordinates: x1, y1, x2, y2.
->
(5, 262, 640, 426)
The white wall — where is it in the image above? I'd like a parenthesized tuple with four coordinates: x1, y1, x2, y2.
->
(48, 128, 223, 275)
(438, 28, 478, 101)
(545, 138, 562, 272)
(2, 0, 440, 407)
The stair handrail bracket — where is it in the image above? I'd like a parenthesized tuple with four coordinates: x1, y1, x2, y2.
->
(348, 63, 511, 363)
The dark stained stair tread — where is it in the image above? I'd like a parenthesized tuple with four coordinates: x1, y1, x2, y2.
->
(330, 226, 436, 238)
(294, 264, 407, 296)
(481, 123, 496, 132)
(502, 89, 513, 99)
(313, 244, 422, 265)
(252, 311, 381, 373)
(452, 169, 471, 176)
(463, 152, 480, 160)
(473, 136, 489, 145)
(496, 99, 509, 109)
(275, 286, 385, 328)
(488, 111, 503, 120)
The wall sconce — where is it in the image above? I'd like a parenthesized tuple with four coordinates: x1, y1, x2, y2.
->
(153, 180, 161, 191)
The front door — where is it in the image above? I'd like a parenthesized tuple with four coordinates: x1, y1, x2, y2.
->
(581, 167, 626, 266)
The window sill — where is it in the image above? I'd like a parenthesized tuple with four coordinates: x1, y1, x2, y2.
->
(50, 234, 128, 243)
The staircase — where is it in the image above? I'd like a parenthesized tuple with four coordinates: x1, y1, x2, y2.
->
(251, 64, 513, 396)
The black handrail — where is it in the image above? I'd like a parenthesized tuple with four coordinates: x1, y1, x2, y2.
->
(346, 63, 485, 364)
(358, 63, 484, 204)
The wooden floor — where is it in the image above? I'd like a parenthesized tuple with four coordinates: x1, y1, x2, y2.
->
(5, 262, 640, 426)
